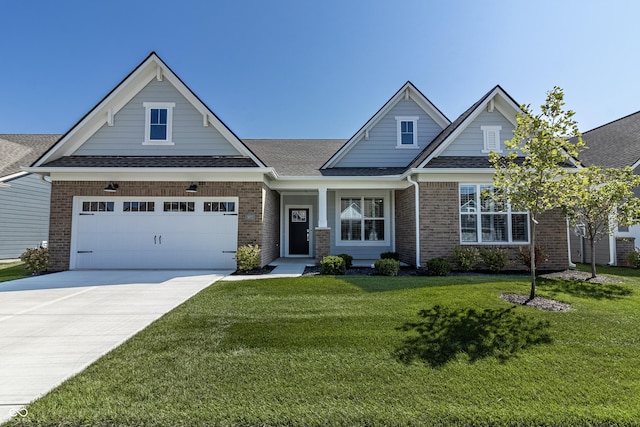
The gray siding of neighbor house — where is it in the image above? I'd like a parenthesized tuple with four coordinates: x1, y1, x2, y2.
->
(440, 109, 515, 157)
(74, 79, 243, 156)
(335, 99, 445, 168)
(327, 191, 393, 259)
(0, 174, 51, 258)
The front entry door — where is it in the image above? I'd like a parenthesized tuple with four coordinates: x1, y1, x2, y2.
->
(289, 208, 310, 255)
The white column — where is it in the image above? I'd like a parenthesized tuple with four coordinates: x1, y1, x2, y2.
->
(318, 186, 328, 228)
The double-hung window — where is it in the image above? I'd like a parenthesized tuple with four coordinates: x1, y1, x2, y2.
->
(339, 196, 386, 243)
(395, 116, 419, 148)
(459, 184, 529, 243)
(143, 102, 175, 145)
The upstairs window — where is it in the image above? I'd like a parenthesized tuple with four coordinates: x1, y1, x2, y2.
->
(143, 102, 175, 145)
(481, 125, 502, 153)
(395, 116, 419, 148)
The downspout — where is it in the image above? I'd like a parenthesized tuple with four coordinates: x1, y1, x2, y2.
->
(407, 175, 420, 267)
(566, 218, 576, 268)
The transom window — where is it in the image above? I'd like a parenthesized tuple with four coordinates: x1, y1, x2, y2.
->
(143, 102, 175, 145)
(164, 202, 194, 212)
(123, 202, 155, 212)
(204, 201, 236, 212)
(459, 184, 529, 244)
(340, 197, 385, 242)
(82, 201, 114, 212)
(395, 116, 419, 148)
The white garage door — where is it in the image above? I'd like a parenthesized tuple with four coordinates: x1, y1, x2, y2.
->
(71, 197, 238, 269)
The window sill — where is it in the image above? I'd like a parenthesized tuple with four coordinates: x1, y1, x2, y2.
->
(142, 141, 175, 146)
(395, 145, 420, 149)
(336, 240, 390, 247)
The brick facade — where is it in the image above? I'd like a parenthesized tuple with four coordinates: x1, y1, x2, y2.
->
(314, 227, 331, 262)
(616, 237, 635, 267)
(417, 182, 569, 271)
(394, 186, 416, 266)
(48, 180, 273, 271)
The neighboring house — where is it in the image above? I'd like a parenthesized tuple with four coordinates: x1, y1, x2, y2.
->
(570, 111, 640, 266)
(0, 134, 60, 259)
(24, 52, 572, 271)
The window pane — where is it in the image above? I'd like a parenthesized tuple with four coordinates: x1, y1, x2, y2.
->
(460, 214, 477, 242)
(340, 198, 362, 220)
(341, 219, 361, 241)
(460, 185, 477, 212)
(150, 124, 167, 140)
(480, 185, 504, 212)
(364, 219, 384, 241)
(150, 109, 159, 124)
(226, 202, 235, 212)
(511, 214, 529, 242)
(159, 108, 167, 123)
(83, 202, 90, 212)
(364, 198, 384, 218)
(482, 214, 508, 242)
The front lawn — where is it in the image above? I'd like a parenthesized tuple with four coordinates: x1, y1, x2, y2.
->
(5, 270, 640, 426)
(0, 262, 28, 283)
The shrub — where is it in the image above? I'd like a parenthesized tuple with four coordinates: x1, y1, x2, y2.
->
(517, 246, 549, 271)
(479, 247, 510, 273)
(380, 251, 400, 261)
(426, 257, 451, 276)
(374, 258, 400, 276)
(320, 256, 346, 275)
(452, 246, 480, 272)
(336, 253, 353, 269)
(20, 247, 51, 275)
(626, 248, 640, 268)
(235, 244, 261, 272)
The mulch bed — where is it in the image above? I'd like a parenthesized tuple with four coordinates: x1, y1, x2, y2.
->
(500, 293, 572, 312)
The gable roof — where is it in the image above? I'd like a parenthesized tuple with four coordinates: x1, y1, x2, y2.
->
(322, 81, 451, 169)
(243, 139, 345, 176)
(407, 85, 521, 169)
(33, 52, 265, 168)
(576, 110, 640, 168)
(0, 134, 60, 180)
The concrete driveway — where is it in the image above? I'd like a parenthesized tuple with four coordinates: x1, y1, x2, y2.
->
(0, 269, 230, 423)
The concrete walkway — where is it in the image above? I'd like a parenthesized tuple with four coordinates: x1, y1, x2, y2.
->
(0, 270, 230, 423)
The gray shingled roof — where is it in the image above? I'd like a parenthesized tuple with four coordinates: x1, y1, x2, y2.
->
(41, 156, 258, 168)
(0, 134, 61, 178)
(576, 111, 640, 168)
(243, 139, 346, 176)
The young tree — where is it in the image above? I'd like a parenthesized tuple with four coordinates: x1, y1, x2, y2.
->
(566, 166, 640, 278)
(489, 87, 583, 300)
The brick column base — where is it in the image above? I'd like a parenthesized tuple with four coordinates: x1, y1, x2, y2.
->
(616, 237, 635, 267)
(315, 227, 331, 263)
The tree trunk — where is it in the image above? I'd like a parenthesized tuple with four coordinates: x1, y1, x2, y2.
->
(529, 217, 537, 301)
(590, 237, 597, 279)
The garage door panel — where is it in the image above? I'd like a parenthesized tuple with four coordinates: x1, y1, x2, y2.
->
(73, 198, 239, 270)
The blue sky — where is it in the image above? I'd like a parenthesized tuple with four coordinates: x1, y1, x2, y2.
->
(2, 0, 640, 138)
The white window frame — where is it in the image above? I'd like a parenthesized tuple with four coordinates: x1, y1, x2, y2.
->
(335, 191, 390, 246)
(459, 184, 529, 244)
(481, 125, 502, 153)
(395, 116, 419, 148)
(143, 102, 175, 145)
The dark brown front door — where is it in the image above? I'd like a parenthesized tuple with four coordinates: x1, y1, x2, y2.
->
(289, 208, 310, 255)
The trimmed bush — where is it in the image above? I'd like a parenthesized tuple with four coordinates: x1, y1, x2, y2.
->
(626, 248, 640, 268)
(452, 246, 480, 272)
(380, 252, 400, 261)
(374, 258, 400, 276)
(20, 247, 51, 275)
(320, 256, 346, 275)
(479, 247, 510, 273)
(337, 253, 353, 269)
(426, 257, 451, 276)
(235, 244, 261, 272)
(517, 246, 549, 271)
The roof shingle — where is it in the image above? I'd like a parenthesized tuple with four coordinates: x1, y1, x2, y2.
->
(0, 134, 61, 178)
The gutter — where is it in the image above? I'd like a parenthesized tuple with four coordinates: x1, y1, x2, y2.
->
(406, 174, 421, 267)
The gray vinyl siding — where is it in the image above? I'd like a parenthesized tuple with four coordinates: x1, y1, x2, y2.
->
(335, 99, 445, 168)
(0, 174, 51, 259)
(74, 79, 243, 156)
(441, 110, 515, 157)
(327, 191, 393, 259)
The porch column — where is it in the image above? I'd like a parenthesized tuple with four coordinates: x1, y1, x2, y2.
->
(318, 186, 328, 228)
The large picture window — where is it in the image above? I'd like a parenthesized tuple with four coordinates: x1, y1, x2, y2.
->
(340, 196, 385, 242)
(459, 184, 529, 244)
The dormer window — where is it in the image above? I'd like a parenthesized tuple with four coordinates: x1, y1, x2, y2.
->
(143, 102, 175, 145)
(481, 125, 502, 153)
(395, 116, 419, 148)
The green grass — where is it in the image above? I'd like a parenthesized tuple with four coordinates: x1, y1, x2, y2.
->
(0, 262, 28, 283)
(5, 269, 640, 426)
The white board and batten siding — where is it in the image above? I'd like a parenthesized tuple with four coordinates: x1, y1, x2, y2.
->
(74, 79, 243, 157)
(70, 196, 238, 269)
(0, 174, 51, 259)
(335, 99, 445, 168)
(440, 110, 515, 157)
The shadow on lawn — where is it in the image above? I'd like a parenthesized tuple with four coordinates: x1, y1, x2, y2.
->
(394, 305, 552, 368)
(538, 278, 633, 300)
